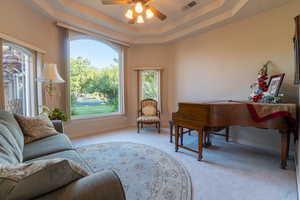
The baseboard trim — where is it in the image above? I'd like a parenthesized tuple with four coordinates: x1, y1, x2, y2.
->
(67, 124, 130, 139)
(295, 140, 300, 200)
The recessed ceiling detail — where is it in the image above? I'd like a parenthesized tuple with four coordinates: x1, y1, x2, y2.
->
(30, 0, 292, 44)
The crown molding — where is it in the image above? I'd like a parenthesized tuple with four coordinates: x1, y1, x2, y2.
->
(30, 0, 290, 44)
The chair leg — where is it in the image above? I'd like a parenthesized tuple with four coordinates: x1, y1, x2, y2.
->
(137, 122, 140, 133)
(158, 122, 160, 133)
(141, 123, 143, 129)
(188, 129, 191, 135)
(169, 121, 173, 143)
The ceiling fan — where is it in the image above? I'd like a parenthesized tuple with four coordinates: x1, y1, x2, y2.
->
(101, 0, 167, 24)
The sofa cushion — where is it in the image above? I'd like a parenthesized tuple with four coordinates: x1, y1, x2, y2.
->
(0, 111, 24, 164)
(0, 158, 89, 200)
(23, 134, 74, 161)
(0, 125, 21, 164)
(14, 114, 58, 144)
(27, 150, 92, 173)
(0, 122, 23, 164)
(34, 171, 126, 200)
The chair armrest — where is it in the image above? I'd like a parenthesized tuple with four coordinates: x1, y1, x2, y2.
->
(51, 120, 64, 133)
(35, 170, 126, 200)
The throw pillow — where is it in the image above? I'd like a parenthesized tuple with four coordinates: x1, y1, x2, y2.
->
(14, 114, 58, 144)
(0, 158, 89, 200)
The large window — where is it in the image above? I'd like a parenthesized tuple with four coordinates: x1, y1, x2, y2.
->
(2, 42, 35, 116)
(69, 37, 123, 118)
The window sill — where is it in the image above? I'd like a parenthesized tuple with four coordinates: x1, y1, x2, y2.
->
(69, 112, 127, 122)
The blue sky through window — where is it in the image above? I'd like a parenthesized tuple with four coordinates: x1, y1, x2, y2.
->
(70, 39, 118, 69)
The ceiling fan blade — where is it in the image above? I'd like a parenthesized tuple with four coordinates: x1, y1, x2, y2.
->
(102, 0, 131, 5)
(148, 6, 167, 21)
(142, 0, 155, 4)
(128, 16, 136, 24)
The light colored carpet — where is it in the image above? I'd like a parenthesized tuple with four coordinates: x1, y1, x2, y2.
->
(77, 142, 192, 200)
(71, 127, 297, 200)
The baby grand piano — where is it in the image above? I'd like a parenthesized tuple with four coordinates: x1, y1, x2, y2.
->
(172, 100, 297, 169)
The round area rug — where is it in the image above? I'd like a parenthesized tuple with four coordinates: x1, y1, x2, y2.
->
(77, 142, 192, 200)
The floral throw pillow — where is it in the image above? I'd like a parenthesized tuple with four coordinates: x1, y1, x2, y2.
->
(0, 158, 89, 200)
(14, 114, 58, 144)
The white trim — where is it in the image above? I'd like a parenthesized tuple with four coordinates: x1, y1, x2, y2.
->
(0, 39, 4, 110)
(0, 32, 46, 54)
(133, 66, 164, 71)
(71, 112, 126, 121)
(295, 140, 300, 200)
(57, 22, 130, 47)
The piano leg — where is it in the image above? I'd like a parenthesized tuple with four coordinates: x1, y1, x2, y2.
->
(180, 127, 184, 145)
(280, 131, 290, 169)
(225, 127, 230, 142)
(175, 125, 180, 152)
(198, 128, 203, 161)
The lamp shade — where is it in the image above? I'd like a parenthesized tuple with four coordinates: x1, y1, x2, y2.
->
(39, 63, 65, 83)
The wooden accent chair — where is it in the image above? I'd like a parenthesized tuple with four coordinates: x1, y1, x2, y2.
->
(137, 99, 160, 133)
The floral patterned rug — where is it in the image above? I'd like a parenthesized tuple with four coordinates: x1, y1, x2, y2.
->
(77, 142, 192, 200)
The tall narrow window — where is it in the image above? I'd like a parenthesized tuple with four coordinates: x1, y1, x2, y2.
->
(139, 70, 161, 106)
(69, 37, 124, 118)
(2, 42, 35, 116)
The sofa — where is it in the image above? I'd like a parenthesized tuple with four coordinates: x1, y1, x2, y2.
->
(0, 111, 126, 200)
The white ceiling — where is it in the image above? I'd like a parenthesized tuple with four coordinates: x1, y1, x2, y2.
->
(29, 0, 293, 44)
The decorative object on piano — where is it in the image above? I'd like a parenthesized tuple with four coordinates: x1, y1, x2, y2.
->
(266, 74, 285, 97)
(294, 15, 300, 84)
(249, 61, 270, 102)
(260, 94, 282, 104)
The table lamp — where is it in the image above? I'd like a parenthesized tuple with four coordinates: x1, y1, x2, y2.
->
(39, 63, 65, 97)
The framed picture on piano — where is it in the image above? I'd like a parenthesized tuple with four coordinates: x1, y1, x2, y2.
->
(267, 74, 285, 96)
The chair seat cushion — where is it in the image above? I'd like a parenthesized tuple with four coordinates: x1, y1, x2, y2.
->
(137, 116, 160, 122)
(23, 134, 74, 161)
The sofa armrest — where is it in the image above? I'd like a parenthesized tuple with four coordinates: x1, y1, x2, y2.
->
(52, 120, 64, 133)
(35, 170, 126, 200)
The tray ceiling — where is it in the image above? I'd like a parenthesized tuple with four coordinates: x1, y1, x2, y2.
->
(29, 0, 292, 44)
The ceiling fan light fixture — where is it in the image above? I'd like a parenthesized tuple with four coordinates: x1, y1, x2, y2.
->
(137, 15, 144, 23)
(135, 2, 144, 14)
(145, 8, 154, 19)
(125, 9, 133, 19)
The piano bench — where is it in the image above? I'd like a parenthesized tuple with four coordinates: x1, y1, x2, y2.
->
(169, 120, 230, 145)
(169, 120, 192, 144)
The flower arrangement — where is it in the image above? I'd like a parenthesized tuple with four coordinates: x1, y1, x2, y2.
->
(249, 61, 282, 104)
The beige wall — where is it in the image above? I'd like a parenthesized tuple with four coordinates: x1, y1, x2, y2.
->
(0, 0, 66, 108)
(168, 1, 300, 151)
(126, 44, 172, 126)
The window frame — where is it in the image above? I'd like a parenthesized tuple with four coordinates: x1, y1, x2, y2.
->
(68, 35, 125, 120)
(136, 68, 162, 112)
(1, 41, 38, 116)
(138, 70, 161, 109)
